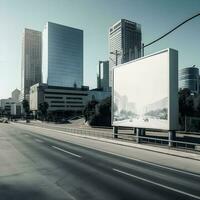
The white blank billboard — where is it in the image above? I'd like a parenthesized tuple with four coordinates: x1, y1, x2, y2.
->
(112, 49, 178, 130)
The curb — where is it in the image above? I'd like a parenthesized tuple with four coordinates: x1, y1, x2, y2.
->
(13, 122, 200, 162)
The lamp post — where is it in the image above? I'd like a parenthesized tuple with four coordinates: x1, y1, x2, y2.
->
(110, 50, 121, 66)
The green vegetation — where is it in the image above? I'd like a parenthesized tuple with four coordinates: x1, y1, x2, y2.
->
(179, 88, 200, 131)
(38, 102, 49, 121)
(22, 100, 30, 114)
(22, 99, 30, 122)
(83, 97, 111, 126)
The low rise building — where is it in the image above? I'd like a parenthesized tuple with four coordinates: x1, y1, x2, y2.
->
(10, 103, 22, 116)
(0, 98, 15, 114)
(30, 83, 89, 116)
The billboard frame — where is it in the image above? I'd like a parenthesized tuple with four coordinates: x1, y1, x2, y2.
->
(112, 48, 178, 131)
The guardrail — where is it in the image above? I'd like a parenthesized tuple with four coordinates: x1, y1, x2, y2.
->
(135, 135, 200, 152)
(63, 126, 200, 153)
(17, 121, 200, 153)
(64, 127, 113, 139)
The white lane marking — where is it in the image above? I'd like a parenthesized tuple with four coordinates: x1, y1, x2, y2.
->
(52, 146, 82, 158)
(113, 168, 200, 200)
(15, 123, 200, 178)
(107, 151, 200, 178)
(34, 139, 44, 143)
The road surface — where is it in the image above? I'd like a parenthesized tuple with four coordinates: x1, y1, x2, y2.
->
(0, 123, 200, 200)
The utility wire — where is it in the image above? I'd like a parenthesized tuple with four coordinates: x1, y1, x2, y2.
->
(144, 13, 200, 48)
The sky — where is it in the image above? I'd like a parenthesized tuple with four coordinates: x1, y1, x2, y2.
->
(0, 0, 200, 99)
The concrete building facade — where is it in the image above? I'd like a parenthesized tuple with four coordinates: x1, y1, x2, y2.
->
(97, 61, 110, 91)
(42, 22, 83, 88)
(0, 98, 15, 113)
(109, 19, 142, 86)
(12, 89, 20, 102)
(21, 28, 42, 101)
(0, 98, 21, 116)
(30, 83, 89, 114)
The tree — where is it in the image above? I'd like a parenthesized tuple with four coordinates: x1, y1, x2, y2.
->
(197, 98, 200, 116)
(179, 88, 195, 130)
(83, 100, 98, 122)
(98, 97, 111, 116)
(22, 100, 30, 122)
(22, 100, 30, 114)
(179, 89, 195, 116)
(38, 102, 49, 121)
(86, 97, 111, 127)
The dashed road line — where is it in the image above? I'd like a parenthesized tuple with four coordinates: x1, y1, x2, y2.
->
(113, 168, 200, 200)
(34, 139, 44, 143)
(52, 146, 82, 158)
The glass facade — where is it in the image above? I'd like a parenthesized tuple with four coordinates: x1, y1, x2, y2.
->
(42, 22, 83, 88)
(179, 67, 199, 93)
(21, 29, 42, 100)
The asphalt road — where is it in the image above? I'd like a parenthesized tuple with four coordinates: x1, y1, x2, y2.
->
(0, 123, 200, 200)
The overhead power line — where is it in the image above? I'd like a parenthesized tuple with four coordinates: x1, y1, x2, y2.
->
(144, 13, 200, 48)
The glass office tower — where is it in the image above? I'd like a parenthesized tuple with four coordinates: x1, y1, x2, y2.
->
(42, 22, 83, 88)
(109, 19, 142, 86)
(21, 28, 42, 101)
(179, 67, 199, 94)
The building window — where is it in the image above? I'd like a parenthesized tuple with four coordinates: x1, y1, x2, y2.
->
(51, 101, 65, 103)
(66, 101, 82, 104)
(70, 105, 84, 108)
(66, 97, 82, 100)
(45, 92, 87, 96)
(45, 96, 63, 99)
(50, 105, 65, 107)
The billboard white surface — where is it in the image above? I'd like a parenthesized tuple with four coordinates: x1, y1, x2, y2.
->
(112, 49, 178, 130)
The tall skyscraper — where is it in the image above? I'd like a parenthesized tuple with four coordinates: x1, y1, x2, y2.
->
(97, 60, 109, 90)
(109, 19, 142, 86)
(21, 28, 42, 100)
(42, 22, 83, 88)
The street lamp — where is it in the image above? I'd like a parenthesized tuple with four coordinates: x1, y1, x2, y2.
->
(110, 50, 121, 66)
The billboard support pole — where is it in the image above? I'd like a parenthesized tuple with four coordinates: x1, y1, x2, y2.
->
(136, 128, 141, 143)
(133, 127, 137, 135)
(168, 130, 176, 147)
(141, 128, 146, 136)
(113, 126, 118, 138)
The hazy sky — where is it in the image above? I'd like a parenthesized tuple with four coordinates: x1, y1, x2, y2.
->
(0, 0, 200, 99)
